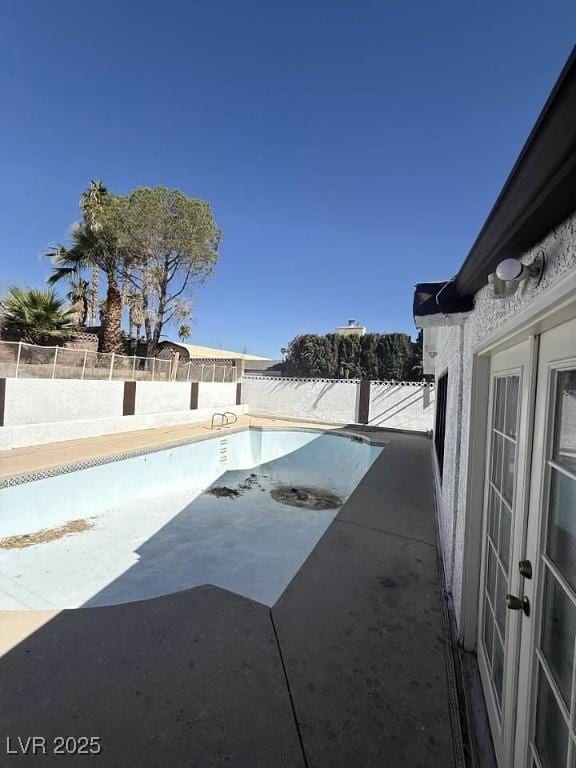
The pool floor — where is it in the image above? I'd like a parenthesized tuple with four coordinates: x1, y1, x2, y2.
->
(0, 467, 344, 610)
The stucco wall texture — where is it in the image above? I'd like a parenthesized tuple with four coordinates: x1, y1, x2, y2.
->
(197, 382, 237, 410)
(369, 383, 435, 431)
(242, 377, 435, 431)
(434, 212, 576, 628)
(242, 378, 360, 423)
(0, 377, 432, 451)
(0, 380, 241, 450)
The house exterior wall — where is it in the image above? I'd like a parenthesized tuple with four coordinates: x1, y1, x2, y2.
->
(432, 324, 464, 590)
(434, 212, 576, 628)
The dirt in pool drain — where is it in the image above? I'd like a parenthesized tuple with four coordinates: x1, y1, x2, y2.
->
(270, 485, 343, 510)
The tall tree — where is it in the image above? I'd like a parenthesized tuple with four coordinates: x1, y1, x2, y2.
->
(178, 323, 192, 342)
(48, 183, 128, 353)
(283, 331, 422, 381)
(116, 186, 220, 354)
(126, 292, 144, 344)
(80, 180, 107, 326)
(66, 278, 90, 326)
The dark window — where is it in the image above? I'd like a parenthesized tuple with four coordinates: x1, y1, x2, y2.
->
(435, 373, 448, 480)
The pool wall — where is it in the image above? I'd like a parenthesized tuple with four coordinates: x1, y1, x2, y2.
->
(0, 429, 382, 539)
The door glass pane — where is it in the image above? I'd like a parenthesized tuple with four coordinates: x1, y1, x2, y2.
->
(489, 487, 500, 543)
(505, 376, 519, 438)
(499, 505, 512, 571)
(495, 564, 507, 635)
(495, 377, 506, 431)
(487, 544, 497, 603)
(548, 468, 576, 592)
(493, 634, 504, 704)
(492, 433, 503, 490)
(540, 568, 576, 709)
(484, 598, 494, 660)
(554, 370, 576, 473)
(534, 666, 569, 768)
(502, 438, 516, 504)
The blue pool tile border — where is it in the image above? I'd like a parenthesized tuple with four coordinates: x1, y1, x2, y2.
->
(0, 426, 388, 489)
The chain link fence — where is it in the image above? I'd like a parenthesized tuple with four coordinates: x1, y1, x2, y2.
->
(0, 341, 237, 383)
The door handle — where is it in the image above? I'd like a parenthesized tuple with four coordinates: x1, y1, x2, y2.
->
(506, 594, 530, 617)
(518, 560, 533, 579)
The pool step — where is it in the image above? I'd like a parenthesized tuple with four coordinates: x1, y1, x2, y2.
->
(219, 438, 228, 464)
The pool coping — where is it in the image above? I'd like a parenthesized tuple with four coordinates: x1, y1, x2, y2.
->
(0, 418, 389, 489)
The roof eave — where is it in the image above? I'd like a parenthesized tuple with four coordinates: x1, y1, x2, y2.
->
(454, 46, 576, 297)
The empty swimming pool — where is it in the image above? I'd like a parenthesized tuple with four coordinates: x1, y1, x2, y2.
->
(0, 429, 382, 609)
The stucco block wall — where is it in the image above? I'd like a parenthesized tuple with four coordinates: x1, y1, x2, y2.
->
(242, 377, 360, 423)
(134, 382, 191, 415)
(369, 383, 435, 432)
(197, 382, 237, 409)
(0, 379, 246, 450)
(242, 377, 434, 430)
(434, 212, 576, 629)
(3, 379, 125, 426)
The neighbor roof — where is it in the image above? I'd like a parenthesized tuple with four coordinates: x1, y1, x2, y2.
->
(162, 342, 272, 362)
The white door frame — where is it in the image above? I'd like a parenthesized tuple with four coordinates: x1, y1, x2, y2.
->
(476, 339, 536, 766)
(514, 322, 576, 767)
(458, 269, 576, 654)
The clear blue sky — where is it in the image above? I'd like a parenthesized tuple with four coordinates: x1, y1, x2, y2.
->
(1, 2, 574, 357)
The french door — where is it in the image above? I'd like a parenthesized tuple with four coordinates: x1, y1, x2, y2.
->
(478, 340, 534, 766)
(515, 318, 576, 767)
(477, 318, 576, 766)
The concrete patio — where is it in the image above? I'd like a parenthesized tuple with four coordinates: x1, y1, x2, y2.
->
(0, 428, 462, 767)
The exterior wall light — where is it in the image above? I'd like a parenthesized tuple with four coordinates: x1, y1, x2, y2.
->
(490, 253, 545, 298)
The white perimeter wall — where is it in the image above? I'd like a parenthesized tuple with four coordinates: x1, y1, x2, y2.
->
(242, 376, 434, 430)
(369, 383, 435, 432)
(0, 374, 432, 450)
(3, 379, 124, 425)
(134, 382, 191, 414)
(197, 382, 237, 410)
(243, 378, 359, 423)
(0, 379, 243, 450)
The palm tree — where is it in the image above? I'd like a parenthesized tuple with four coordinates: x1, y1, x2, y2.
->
(127, 294, 145, 344)
(178, 323, 192, 343)
(47, 222, 125, 353)
(1, 287, 74, 344)
(80, 180, 107, 325)
(66, 278, 90, 327)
